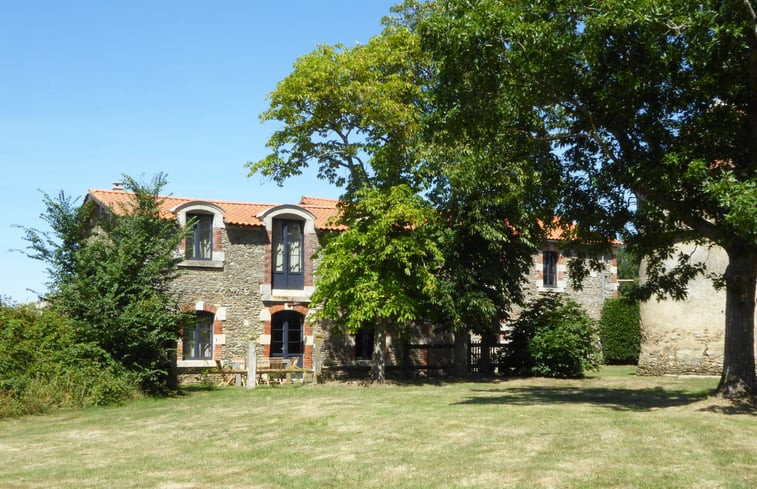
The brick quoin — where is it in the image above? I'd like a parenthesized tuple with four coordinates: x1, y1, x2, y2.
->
(263, 230, 273, 286)
(213, 228, 222, 252)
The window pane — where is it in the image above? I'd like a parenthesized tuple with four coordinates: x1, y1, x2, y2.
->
(543, 251, 558, 287)
(273, 221, 285, 272)
(198, 215, 212, 259)
(197, 320, 212, 358)
(271, 319, 284, 355)
(287, 222, 302, 273)
(183, 313, 213, 360)
(186, 213, 213, 260)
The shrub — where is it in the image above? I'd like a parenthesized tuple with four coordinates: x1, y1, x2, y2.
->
(19, 174, 188, 394)
(599, 297, 641, 364)
(505, 294, 600, 378)
(0, 301, 138, 418)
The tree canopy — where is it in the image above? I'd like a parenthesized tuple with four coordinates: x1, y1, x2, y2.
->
(310, 185, 444, 381)
(420, 0, 756, 396)
(250, 4, 555, 381)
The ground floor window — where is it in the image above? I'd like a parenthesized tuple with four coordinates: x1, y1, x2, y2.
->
(354, 327, 374, 360)
(271, 310, 303, 358)
(183, 312, 213, 360)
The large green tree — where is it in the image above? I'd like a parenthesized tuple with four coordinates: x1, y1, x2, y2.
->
(20, 174, 187, 394)
(310, 185, 444, 382)
(420, 0, 757, 397)
(251, 4, 556, 379)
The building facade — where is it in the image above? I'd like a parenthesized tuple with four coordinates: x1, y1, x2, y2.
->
(87, 187, 618, 379)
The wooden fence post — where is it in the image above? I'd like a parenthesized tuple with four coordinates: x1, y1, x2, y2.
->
(247, 339, 257, 389)
(313, 332, 323, 384)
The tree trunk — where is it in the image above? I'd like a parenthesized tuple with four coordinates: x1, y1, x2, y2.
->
(480, 332, 495, 376)
(717, 245, 756, 398)
(371, 322, 386, 383)
(399, 336, 410, 379)
(452, 329, 469, 377)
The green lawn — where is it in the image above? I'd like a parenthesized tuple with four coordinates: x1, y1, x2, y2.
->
(0, 366, 754, 489)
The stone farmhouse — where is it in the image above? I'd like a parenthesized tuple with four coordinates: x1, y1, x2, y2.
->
(86, 186, 618, 379)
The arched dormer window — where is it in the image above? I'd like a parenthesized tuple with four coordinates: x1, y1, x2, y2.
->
(186, 212, 213, 260)
(258, 205, 316, 294)
(173, 201, 225, 267)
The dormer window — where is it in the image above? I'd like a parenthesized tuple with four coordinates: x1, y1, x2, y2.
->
(258, 204, 316, 297)
(174, 201, 225, 268)
(272, 219, 304, 290)
(186, 213, 213, 260)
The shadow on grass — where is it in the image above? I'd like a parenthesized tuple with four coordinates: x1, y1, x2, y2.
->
(456, 386, 712, 412)
(697, 398, 757, 416)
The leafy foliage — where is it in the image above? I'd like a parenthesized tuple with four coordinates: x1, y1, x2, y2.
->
(20, 174, 188, 394)
(310, 185, 444, 381)
(599, 298, 641, 365)
(252, 4, 558, 373)
(506, 294, 600, 378)
(248, 25, 427, 196)
(0, 300, 137, 418)
(419, 0, 756, 396)
(616, 247, 641, 297)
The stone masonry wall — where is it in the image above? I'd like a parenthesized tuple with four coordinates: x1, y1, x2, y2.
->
(517, 246, 618, 321)
(171, 225, 267, 364)
(637, 243, 757, 376)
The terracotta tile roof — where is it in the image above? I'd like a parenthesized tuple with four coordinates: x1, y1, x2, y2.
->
(299, 196, 339, 207)
(86, 190, 613, 243)
(298, 196, 345, 231)
(86, 189, 343, 230)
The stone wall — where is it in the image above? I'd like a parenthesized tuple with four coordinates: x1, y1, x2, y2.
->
(171, 225, 268, 364)
(637, 243, 756, 376)
(518, 245, 618, 321)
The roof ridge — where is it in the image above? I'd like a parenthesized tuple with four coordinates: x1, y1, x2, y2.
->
(89, 188, 295, 207)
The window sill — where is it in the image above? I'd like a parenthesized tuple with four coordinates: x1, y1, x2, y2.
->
(177, 360, 216, 368)
(538, 286, 565, 293)
(262, 288, 313, 302)
(179, 259, 224, 269)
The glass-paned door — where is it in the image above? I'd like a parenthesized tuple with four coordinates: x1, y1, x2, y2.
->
(270, 311, 303, 362)
(272, 220, 304, 289)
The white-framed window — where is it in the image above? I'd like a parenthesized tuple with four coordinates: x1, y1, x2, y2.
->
(186, 213, 213, 260)
(183, 312, 213, 360)
(543, 251, 558, 288)
(173, 201, 225, 267)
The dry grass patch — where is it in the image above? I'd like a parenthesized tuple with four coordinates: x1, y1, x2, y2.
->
(0, 366, 754, 488)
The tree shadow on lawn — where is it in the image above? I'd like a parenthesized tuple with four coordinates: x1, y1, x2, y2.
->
(456, 386, 716, 412)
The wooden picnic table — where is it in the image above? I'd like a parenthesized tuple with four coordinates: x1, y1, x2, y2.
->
(214, 357, 307, 386)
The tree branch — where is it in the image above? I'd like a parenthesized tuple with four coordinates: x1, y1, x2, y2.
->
(743, 0, 757, 41)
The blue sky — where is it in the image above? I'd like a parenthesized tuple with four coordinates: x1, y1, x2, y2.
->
(0, 1, 398, 303)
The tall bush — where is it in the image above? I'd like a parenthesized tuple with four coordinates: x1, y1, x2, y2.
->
(599, 298, 641, 364)
(0, 301, 137, 418)
(505, 294, 600, 378)
(19, 173, 189, 394)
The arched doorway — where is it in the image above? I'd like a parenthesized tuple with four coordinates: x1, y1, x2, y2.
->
(270, 310, 304, 363)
